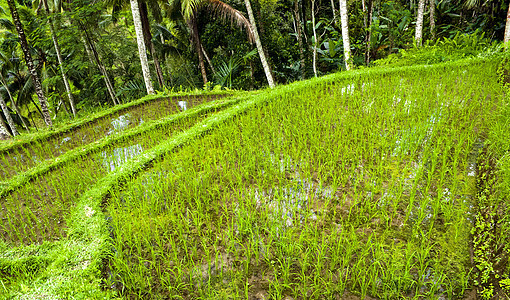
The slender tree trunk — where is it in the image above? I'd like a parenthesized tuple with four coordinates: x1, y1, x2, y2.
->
(430, 0, 436, 40)
(0, 73, 29, 130)
(330, 0, 336, 22)
(42, 0, 77, 117)
(81, 26, 120, 105)
(6, 0, 52, 126)
(364, 0, 373, 65)
(189, 17, 208, 85)
(201, 44, 216, 76)
(0, 94, 18, 136)
(139, 1, 165, 88)
(81, 35, 96, 65)
(0, 115, 11, 138)
(244, 0, 275, 87)
(131, 0, 154, 94)
(339, 0, 352, 70)
(294, 0, 305, 76)
(415, 0, 426, 46)
(505, 2, 510, 49)
(311, 0, 318, 77)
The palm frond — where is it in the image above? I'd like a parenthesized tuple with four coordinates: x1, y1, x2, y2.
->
(181, 0, 202, 20)
(206, 0, 254, 43)
(147, 0, 162, 24)
(0, 18, 15, 31)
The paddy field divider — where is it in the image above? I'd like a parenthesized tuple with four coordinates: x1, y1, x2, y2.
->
(0, 96, 243, 200)
(0, 56, 505, 298)
(0, 90, 233, 155)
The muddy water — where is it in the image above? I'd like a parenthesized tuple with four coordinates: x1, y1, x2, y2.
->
(0, 106, 221, 246)
(0, 94, 225, 181)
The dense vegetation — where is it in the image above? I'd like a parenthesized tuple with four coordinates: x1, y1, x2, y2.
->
(0, 0, 508, 135)
(0, 0, 510, 299)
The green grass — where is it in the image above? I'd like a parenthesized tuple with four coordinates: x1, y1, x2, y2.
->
(1, 57, 509, 299)
(103, 58, 507, 299)
(0, 92, 232, 181)
(0, 95, 242, 246)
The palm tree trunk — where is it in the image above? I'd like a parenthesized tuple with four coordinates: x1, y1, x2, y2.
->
(6, 0, 52, 127)
(42, 0, 77, 117)
(139, 1, 165, 88)
(0, 116, 10, 138)
(244, 0, 275, 87)
(505, 2, 510, 49)
(330, 0, 336, 22)
(201, 44, 216, 76)
(0, 94, 18, 136)
(339, 0, 352, 70)
(311, 0, 318, 77)
(0, 73, 29, 131)
(81, 25, 120, 105)
(189, 17, 208, 86)
(130, 0, 154, 94)
(430, 0, 436, 40)
(415, 0, 426, 46)
(294, 0, 305, 77)
(364, 0, 373, 65)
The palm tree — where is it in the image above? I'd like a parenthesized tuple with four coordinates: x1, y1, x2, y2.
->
(130, 0, 155, 94)
(0, 92, 18, 135)
(6, 0, 52, 126)
(415, 0, 426, 46)
(505, 1, 510, 49)
(339, 0, 352, 70)
(243, 0, 275, 87)
(40, 0, 77, 116)
(180, 0, 257, 86)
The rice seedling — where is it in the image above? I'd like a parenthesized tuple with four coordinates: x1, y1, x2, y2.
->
(2, 57, 508, 299)
(0, 92, 231, 181)
(101, 58, 506, 299)
(0, 96, 240, 246)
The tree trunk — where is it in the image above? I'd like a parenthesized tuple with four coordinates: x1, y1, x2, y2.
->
(0, 73, 29, 131)
(140, 1, 165, 88)
(415, 0, 426, 46)
(0, 116, 11, 138)
(294, 0, 305, 77)
(189, 17, 208, 86)
(0, 94, 18, 136)
(244, 0, 275, 87)
(364, 0, 373, 65)
(42, 0, 77, 117)
(131, 0, 154, 95)
(430, 0, 436, 40)
(339, 0, 352, 70)
(311, 0, 318, 77)
(201, 44, 216, 76)
(6, 0, 52, 127)
(330, 0, 336, 22)
(505, 2, 510, 49)
(81, 26, 120, 105)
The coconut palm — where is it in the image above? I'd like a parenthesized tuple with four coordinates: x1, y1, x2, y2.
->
(130, 0, 155, 94)
(6, 0, 52, 126)
(39, 0, 77, 116)
(180, 0, 256, 86)
(339, 0, 352, 70)
(506, 2, 510, 49)
(0, 92, 18, 135)
(242, 0, 274, 87)
(415, 0, 426, 46)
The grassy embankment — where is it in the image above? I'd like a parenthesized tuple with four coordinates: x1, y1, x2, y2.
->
(1, 57, 510, 299)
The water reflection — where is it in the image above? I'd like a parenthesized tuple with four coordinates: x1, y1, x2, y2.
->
(101, 144, 143, 172)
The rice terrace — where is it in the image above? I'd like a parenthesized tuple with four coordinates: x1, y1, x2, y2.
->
(0, 55, 509, 299)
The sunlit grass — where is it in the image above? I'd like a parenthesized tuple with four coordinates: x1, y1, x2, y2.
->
(104, 60, 505, 298)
